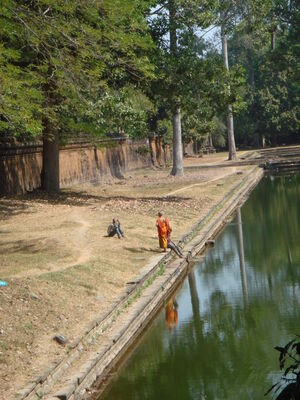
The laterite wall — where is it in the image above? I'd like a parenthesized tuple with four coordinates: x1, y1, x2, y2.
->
(0, 138, 171, 195)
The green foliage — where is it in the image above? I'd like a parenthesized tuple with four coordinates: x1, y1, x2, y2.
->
(148, 1, 250, 148)
(1, 0, 299, 149)
(135, 145, 150, 156)
(156, 118, 173, 145)
(255, 30, 300, 143)
(229, 0, 300, 146)
(94, 86, 155, 139)
(0, 0, 155, 140)
(211, 116, 226, 148)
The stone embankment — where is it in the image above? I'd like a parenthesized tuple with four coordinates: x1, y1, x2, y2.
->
(254, 145, 300, 173)
(184, 145, 300, 171)
(17, 165, 263, 400)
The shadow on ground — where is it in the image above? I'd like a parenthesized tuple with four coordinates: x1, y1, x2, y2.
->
(0, 190, 192, 219)
(0, 237, 56, 255)
(0, 200, 32, 220)
(124, 246, 161, 254)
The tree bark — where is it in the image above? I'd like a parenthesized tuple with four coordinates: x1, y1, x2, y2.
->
(226, 104, 236, 159)
(169, 0, 177, 55)
(271, 30, 276, 50)
(42, 130, 60, 193)
(41, 60, 60, 193)
(248, 52, 259, 148)
(221, 26, 237, 161)
(169, 0, 184, 176)
(171, 107, 184, 176)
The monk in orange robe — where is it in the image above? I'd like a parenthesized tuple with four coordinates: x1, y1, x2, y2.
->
(156, 211, 171, 252)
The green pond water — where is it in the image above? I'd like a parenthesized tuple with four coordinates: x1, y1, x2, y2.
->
(101, 174, 300, 400)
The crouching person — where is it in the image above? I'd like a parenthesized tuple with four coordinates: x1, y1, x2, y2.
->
(107, 218, 124, 239)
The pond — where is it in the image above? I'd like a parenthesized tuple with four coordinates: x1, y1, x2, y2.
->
(100, 173, 300, 400)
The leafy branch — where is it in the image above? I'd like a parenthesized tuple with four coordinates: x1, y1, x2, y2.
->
(265, 337, 300, 400)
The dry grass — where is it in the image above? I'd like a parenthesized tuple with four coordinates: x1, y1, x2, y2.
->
(0, 152, 252, 398)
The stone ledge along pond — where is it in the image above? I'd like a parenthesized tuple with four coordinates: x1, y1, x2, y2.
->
(99, 173, 300, 400)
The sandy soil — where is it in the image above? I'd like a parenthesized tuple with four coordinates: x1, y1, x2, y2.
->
(0, 152, 252, 398)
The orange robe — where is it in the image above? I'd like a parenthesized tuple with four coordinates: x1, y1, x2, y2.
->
(165, 299, 178, 329)
(156, 217, 170, 250)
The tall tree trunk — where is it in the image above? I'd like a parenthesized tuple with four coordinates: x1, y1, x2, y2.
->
(271, 30, 276, 50)
(248, 53, 259, 147)
(171, 107, 183, 175)
(41, 61, 60, 192)
(42, 129, 60, 193)
(169, 0, 184, 176)
(221, 26, 237, 161)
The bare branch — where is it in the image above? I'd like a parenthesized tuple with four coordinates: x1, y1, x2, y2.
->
(149, 3, 168, 16)
(43, 7, 51, 16)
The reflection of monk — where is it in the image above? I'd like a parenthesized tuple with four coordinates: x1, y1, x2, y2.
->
(165, 298, 178, 330)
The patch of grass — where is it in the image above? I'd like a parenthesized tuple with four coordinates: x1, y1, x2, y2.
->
(0, 244, 71, 278)
(80, 282, 94, 290)
(0, 341, 8, 351)
(36, 391, 44, 399)
(0, 253, 58, 277)
(59, 221, 80, 228)
(39, 262, 96, 287)
(24, 322, 33, 331)
(112, 262, 166, 322)
(85, 289, 96, 296)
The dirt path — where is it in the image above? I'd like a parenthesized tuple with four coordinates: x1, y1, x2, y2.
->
(9, 210, 92, 279)
(69, 210, 92, 267)
(167, 170, 234, 196)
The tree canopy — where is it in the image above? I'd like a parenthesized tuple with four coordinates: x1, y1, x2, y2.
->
(0, 0, 299, 190)
(0, 0, 154, 139)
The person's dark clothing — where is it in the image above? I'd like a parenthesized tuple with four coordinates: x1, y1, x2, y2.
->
(167, 234, 183, 257)
(107, 222, 124, 239)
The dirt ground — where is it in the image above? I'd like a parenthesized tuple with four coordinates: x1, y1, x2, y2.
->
(0, 152, 252, 399)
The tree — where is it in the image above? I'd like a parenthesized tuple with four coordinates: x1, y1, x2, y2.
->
(227, 0, 300, 147)
(219, 2, 237, 160)
(0, 0, 155, 192)
(149, 1, 221, 175)
(265, 337, 300, 400)
(216, 0, 266, 157)
(168, 0, 183, 176)
(148, 1, 185, 176)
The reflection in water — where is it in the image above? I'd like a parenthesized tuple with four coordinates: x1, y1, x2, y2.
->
(101, 174, 300, 400)
(236, 207, 248, 305)
(165, 298, 178, 330)
(188, 269, 202, 330)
